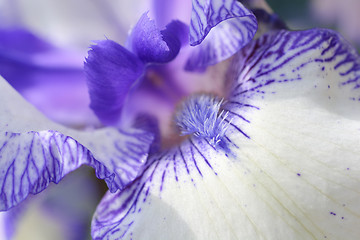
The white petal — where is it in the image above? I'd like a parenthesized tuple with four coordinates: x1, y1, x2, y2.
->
(92, 29, 360, 239)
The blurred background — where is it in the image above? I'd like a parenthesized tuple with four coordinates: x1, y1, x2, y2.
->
(267, 0, 360, 49)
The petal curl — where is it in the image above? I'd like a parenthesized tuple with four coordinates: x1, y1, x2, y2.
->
(126, 13, 189, 63)
(85, 40, 145, 125)
(91, 29, 360, 239)
(187, 0, 257, 70)
(0, 77, 153, 211)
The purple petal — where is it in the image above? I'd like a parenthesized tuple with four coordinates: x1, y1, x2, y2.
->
(84, 40, 145, 125)
(126, 13, 189, 63)
(0, 28, 96, 127)
(0, 77, 153, 211)
(0, 28, 53, 53)
(186, 0, 257, 70)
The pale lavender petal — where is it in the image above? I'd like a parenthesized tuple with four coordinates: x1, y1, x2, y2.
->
(187, 0, 257, 70)
(126, 13, 188, 63)
(151, 0, 192, 28)
(0, 77, 153, 211)
(0, 0, 151, 49)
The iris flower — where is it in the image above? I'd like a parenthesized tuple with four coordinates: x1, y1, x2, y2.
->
(0, 0, 360, 239)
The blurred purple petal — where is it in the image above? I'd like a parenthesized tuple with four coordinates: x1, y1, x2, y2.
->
(126, 13, 188, 63)
(85, 40, 145, 125)
(187, 0, 257, 70)
(151, 0, 192, 28)
(0, 28, 53, 53)
(0, 28, 97, 127)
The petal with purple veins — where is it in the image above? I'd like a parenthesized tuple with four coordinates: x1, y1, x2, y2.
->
(0, 77, 153, 211)
(187, 0, 257, 70)
(91, 29, 360, 239)
(126, 13, 189, 63)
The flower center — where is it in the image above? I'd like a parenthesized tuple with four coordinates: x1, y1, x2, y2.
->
(128, 52, 233, 150)
(175, 94, 230, 146)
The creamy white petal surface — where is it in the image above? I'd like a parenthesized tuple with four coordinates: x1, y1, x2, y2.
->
(92, 29, 360, 240)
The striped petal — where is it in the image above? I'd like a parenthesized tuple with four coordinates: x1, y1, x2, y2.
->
(0, 76, 153, 211)
(92, 29, 360, 239)
(187, 0, 257, 70)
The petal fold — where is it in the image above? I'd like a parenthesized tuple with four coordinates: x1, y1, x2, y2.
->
(187, 0, 257, 70)
(85, 40, 145, 125)
(0, 77, 153, 211)
(91, 29, 360, 240)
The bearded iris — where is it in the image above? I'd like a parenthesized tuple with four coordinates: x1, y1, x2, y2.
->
(1, 0, 360, 240)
